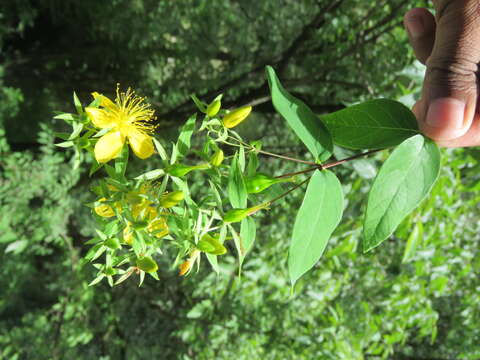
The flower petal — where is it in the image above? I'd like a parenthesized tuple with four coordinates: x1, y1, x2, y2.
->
(94, 131, 125, 163)
(92, 92, 117, 112)
(85, 107, 115, 129)
(127, 129, 154, 159)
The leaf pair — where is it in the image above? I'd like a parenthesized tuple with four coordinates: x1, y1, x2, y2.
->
(266, 66, 441, 287)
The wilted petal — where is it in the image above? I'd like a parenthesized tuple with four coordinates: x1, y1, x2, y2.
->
(127, 129, 154, 159)
(85, 107, 115, 129)
(94, 131, 125, 163)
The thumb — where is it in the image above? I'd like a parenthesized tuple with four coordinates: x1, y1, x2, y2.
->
(420, 0, 480, 141)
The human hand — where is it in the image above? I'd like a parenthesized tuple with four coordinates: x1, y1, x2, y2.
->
(404, 0, 480, 147)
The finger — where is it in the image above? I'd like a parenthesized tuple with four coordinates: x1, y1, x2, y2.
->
(419, 1, 480, 141)
(404, 8, 436, 64)
(435, 112, 480, 147)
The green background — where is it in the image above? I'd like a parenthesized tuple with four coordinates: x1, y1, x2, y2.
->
(2, 1, 480, 359)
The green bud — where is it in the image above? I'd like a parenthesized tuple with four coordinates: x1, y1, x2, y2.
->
(104, 266, 117, 276)
(209, 149, 224, 167)
(197, 234, 227, 255)
(136, 256, 158, 273)
(160, 191, 185, 208)
(104, 237, 122, 250)
(223, 203, 268, 223)
(167, 163, 211, 177)
(206, 99, 221, 117)
(245, 173, 294, 194)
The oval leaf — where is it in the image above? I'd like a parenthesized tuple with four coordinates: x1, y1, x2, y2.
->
(266, 66, 333, 162)
(289, 170, 343, 286)
(321, 99, 419, 150)
(363, 135, 440, 252)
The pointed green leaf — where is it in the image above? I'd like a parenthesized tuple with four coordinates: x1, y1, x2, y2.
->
(289, 170, 343, 286)
(402, 221, 423, 263)
(73, 92, 83, 114)
(228, 153, 247, 208)
(240, 217, 256, 263)
(177, 114, 196, 157)
(363, 135, 440, 252)
(115, 144, 129, 177)
(191, 94, 207, 113)
(266, 66, 333, 162)
(321, 99, 419, 150)
(153, 137, 168, 161)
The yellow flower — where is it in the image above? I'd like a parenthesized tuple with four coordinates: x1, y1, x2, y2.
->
(147, 218, 169, 239)
(222, 106, 252, 128)
(85, 87, 157, 163)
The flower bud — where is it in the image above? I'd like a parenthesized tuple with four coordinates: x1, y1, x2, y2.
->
(206, 99, 221, 117)
(209, 149, 224, 167)
(136, 256, 158, 273)
(223, 203, 268, 223)
(160, 191, 185, 208)
(104, 237, 122, 250)
(94, 198, 115, 217)
(222, 106, 252, 128)
(245, 173, 294, 194)
(179, 249, 201, 276)
(197, 234, 227, 255)
(179, 260, 192, 276)
(167, 163, 210, 177)
(104, 267, 117, 276)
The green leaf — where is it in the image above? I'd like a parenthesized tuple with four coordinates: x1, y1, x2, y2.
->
(240, 217, 256, 262)
(69, 122, 84, 140)
(73, 91, 83, 114)
(54, 113, 76, 122)
(363, 135, 440, 252)
(191, 94, 207, 113)
(228, 153, 247, 208)
(55, 141, 74, 148)
(115, 144, 129, 177)
(288, 170, 343, 286)
(266, 66, 333, 162)
(177, 114, 196, 157)
(321, 99, 419, 150)
(134, 169, 165, 180)
(153, 137, 168, 161)
(402, 221, 423, 263)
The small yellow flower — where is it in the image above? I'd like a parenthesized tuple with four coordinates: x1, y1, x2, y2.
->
(147, 218, 169, 239)
(222, 106, 252, 128)
(85, 87, 157, 163)
(123, 223, 134, 245)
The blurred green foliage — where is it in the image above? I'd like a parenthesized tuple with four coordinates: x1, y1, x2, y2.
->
(2, 0, 480, 359)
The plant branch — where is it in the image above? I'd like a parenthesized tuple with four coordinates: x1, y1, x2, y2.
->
(322, 149, 381, 169)
(268, 178, 310, 205)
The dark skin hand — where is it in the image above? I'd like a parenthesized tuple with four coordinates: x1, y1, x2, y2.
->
(404, 0, 480, 147)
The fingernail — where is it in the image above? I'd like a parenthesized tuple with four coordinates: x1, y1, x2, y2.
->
(426, 98, 466, 129)
(406, 15, 424, 38)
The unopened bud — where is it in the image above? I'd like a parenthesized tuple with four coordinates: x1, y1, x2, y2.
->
(94, 198, 115, 217)
(136, 256, 158, 273)
(160, 191, 185, 208)
(206, 99, 221, 117)
(209, 149, 224, 167)
(197, 234, 227, 255)
(222, 106, 252, 128)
